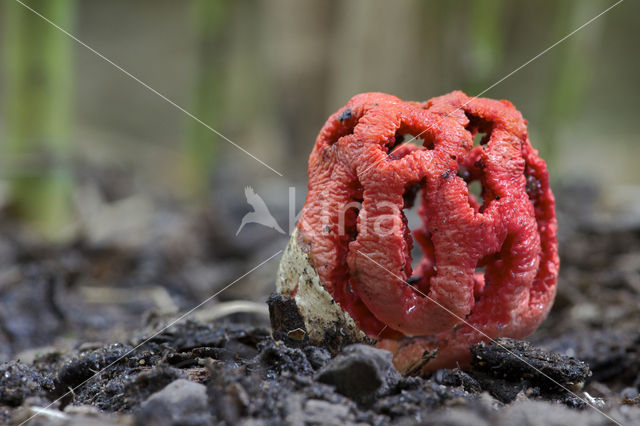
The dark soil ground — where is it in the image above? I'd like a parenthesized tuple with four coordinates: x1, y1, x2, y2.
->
(0, 181, 639, 425)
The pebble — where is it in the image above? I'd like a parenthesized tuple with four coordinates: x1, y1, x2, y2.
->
(138, 379, 211, 425)
(315, 344, 400, 405)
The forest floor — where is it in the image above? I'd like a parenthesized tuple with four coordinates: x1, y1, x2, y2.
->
(0, 181, 639, 425)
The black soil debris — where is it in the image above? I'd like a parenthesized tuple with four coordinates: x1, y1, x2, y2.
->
(0, 361, 54, 407)
(267, 292, 309, 347)
(0, 182, 639, 424)
(470, 338, 591, 387)
(470, 338, 591, 406)
(2, 322, 634, 425)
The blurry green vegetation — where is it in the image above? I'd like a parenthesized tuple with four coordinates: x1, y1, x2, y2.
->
(178, 0, 229, 202)
(539, 0, 600, 167)
(0, 0, 636, 236)
(468, 0, 505, 93)
(3, 0, 75, 240)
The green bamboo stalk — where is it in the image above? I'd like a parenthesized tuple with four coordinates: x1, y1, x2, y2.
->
(468, 0, 505, 94)
(179, 0, 229, 201)
(540, 0, 599, 169)
(3, 0, 75, 240)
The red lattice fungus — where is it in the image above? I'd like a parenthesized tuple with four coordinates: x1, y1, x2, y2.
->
(276, 91, 558, 372)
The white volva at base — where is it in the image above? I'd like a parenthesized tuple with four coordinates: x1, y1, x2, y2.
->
(276, 229, 368, 345)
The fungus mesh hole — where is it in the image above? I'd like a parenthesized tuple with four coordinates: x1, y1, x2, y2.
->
(388, 133, 433, 159)
(468, 180, 482, 201)
(401, 182, 434, 297)
(473, 132, 490, 146)
(462, 178, 487, 213)
(343, 206, 359, 241)
(405, 192, 423, 270)
(340, 180, 363, 242)
(395, 133, 427, 149)
(327, 119, 356, 145)
(473, 249, 507, 302)
(473, 258, 490, 301)
(465, 113, 494, 145)
(525, 170, 542, 202)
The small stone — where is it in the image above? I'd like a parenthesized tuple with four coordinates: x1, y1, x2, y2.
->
(315, 344, 400, 405)
(138, 379, 211, 425)
(287, 328, 306, 341)
(621, 387, 638, 400)
(303, 399, 351, 425)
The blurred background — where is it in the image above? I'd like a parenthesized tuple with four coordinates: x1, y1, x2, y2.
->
(0, 0, 639, 359)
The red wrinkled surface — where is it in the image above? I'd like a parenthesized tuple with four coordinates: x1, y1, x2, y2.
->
(297, 92, 558, 369)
